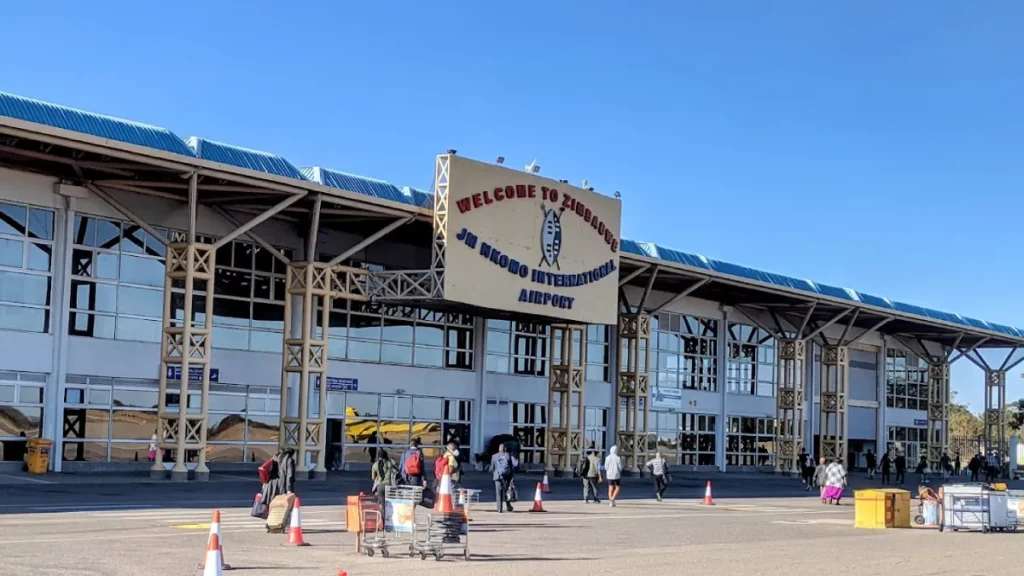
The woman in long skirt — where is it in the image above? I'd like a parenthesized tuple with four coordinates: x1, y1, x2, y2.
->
(823, 457, 847, 505)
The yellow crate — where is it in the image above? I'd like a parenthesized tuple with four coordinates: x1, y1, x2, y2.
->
(854, 489, 910, 529)
(991, 483, 1007, 492)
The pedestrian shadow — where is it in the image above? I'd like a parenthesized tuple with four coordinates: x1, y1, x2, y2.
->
(467, 554, 576, 563)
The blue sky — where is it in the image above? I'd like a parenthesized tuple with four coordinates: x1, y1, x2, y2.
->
(1, 2, 1022, 410)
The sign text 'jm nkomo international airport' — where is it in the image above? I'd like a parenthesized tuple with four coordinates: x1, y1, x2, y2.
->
(441, 155, 622, 325)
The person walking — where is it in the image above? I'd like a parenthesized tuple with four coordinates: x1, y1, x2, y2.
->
(577, 450, 603, 503)
(371, 448, 398, 505)
(954, 453, 962, 477)
(434, 443, 462, 491)
(880, 451, 892, 485)
(940, 452, 951, 481)
(645, 450, 670, 502)
(604, 445, 624, 507)
(491, 443, 517, 513)
(865, 449, 877, 480)
(968, 453, 981, 482)
(894, 451, 907, 487)
(399, 437, 427, 487)
(812, 457, 828, 503)
(915, 454, 929, 484)
(802, 454, 815, 490)
(823, 457, 848, 505)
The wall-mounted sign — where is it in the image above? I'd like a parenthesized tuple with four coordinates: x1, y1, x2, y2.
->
(166, 366, 219, 384)
(620, 396, 647, 409)
(914, 419, 928, 427)
(651, 386, 683, 410)
(441, 154, 622, 325)
(313, 376, 359, 392)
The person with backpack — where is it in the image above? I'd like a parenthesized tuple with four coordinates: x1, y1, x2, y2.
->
(371, 448, 398, 505)
(399, 437, 427, 487)
(577, 449, 603, 503)
(491, 443, 518, 513)
(604, 445, 624, 507)
(434, 442, 462, 490)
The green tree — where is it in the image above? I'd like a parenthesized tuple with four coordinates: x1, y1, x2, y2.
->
(948, 391, 983, 439)
(1010, 399, 1024, 432)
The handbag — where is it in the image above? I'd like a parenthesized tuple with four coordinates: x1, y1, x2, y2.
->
(505, 479, 518, 503)
(250, 494, 269, 519)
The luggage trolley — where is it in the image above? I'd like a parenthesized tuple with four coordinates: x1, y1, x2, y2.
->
(941, 484, 992, 533)
(360, 485, 425, 558)
(412, 511, 470, 561)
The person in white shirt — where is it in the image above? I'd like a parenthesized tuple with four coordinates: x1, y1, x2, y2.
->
(645, 451, 670, 502)
(604, 445, 624, 507)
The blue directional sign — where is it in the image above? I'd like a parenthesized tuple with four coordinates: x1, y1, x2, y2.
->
(313, 376, 358, 392)
(914, 418, 928, 427)
(166, 366, 220, 383)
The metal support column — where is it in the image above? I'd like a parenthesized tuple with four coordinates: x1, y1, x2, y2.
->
(545, 324, 586, 476)
(819, 346, 849, 463)
(984, 370, 1007, 459)
(775, 339, 806, 474)
(152, 242, 215, 481)
(615, 314, 651, 474)
(927, 362, 950, 470)
(279, 262, 332, 479)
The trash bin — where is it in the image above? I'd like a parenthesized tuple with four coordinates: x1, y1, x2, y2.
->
(25, 438, 52, 474)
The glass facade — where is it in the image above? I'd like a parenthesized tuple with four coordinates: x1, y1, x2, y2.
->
(648, 412, 717, 466)
(323, 302, 474, 370)
(511, 402, 547, 465)
(652, 312, 718, 392)
(0, 371, 46, 461)
(887, 425, 934, 463)
(334, 393, 472, 467)
(726, 323, 777, 397)
(726, 416, 775, 467)
(885, 349, 929, 410)
(69, 214, 294, 351)
(0, 201, 54, 333)
(486, 320, 549, 376)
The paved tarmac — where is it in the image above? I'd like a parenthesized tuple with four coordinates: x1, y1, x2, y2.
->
(0, 472, 1020, 575)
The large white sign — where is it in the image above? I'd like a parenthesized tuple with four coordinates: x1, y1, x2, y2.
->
(651, 386, 683, 411)
(441, 154, 622, 325)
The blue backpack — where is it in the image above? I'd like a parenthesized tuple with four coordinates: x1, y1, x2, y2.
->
(494, 453, 512, 479)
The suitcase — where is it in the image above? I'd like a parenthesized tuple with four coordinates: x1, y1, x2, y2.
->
(266, 493, 295, 533)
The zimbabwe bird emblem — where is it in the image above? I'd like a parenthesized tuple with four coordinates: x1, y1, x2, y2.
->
(539, 204, 564, 270)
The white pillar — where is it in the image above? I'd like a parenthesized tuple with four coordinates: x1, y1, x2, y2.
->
(717, 305, 729, 471)
(48, 196, 74, 472)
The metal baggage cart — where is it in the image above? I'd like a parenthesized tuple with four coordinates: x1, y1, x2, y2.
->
(360, 485, 425, 558)
(412, 511, 470, 561)
(457, 488, 481, 519)
(940, 485, 991, 533)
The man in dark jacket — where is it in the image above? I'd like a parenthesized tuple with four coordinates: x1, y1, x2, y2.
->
(894, 452, 907, 487)
(865, 449, 877, 480)
(880, 452, 892, 485)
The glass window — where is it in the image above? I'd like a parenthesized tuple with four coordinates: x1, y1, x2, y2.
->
(117, 286, 162, 318)
(726, 322, 773, 397)
(885, 350, 929, 412)
(0, 238, 22, 267)
(725, 416, 774, 467)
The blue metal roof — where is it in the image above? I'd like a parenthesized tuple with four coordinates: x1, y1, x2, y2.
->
(0, 90, 1019, 340)
(302, 166, 431, 208)
(185, 137, 305, 180)
(0, 91, 195, 157)
(620, 240, 1024, 339)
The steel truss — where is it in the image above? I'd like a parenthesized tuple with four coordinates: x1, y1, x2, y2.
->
(278, 264, 370, 477)
(616, 314, 651, 474)
(775, 339, 805, 474)
(546, 324, 587, 475)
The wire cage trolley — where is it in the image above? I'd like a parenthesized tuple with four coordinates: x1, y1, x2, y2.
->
(360, 485, 425, 558)
(412, 511, 470, 561)
(940, 485, 992, 533)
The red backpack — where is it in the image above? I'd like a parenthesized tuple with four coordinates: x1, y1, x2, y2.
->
(258, 458, 275, 484)
(404, 449, 423, 476)
(434, 455, 448, 478)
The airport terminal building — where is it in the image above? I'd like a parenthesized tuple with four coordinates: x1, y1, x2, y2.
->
(0, 91, 1021, 479)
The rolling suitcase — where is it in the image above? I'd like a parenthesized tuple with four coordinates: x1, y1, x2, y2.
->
(266, 493, 295, 533)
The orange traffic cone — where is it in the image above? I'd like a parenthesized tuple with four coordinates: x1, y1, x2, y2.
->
(199, 510, 231, 570)
(542, 472, 551, 493)
(284, 497, 310, 546)
(703, 481, 715, 506)
(203, 533, 224, 576)
(530, 482, 546, 512)
(434, 463, 455, 513)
